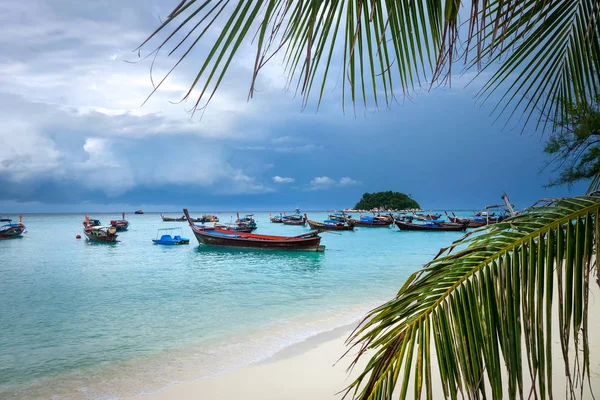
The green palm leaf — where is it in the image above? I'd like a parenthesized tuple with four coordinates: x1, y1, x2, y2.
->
(344, 195, 600, 399)
(140, 1, 599, 125)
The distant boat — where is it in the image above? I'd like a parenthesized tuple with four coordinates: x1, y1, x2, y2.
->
(82, 218, 101, 227)
(183, 208, 324, 251)
(161, 214, 187, 222)
(282, 216, 306, 226)
(0, 216, 26, 239)
(347, 214, 392, 227)
(395, 219, 467, 231)
(306, 214, 354, 231)
(192, 215, 219, 223)
(83, 215, 118, 242)
(282, 209, 305, 225)
(328, 212, 351, 221)
(110, 213, 129, 231)
(413, 212, 443, 221)
(270, 213, 283, 223)
(134, 210, 144, 215)
(445, 193, 516, 228)
(152, 227, 189, 245)
(0, 217, 12, 222)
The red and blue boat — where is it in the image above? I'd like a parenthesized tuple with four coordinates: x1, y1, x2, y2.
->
(184, 209, 324, 252)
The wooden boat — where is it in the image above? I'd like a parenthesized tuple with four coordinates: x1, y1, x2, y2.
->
(0, 217, 12, 222)
(414, 213, 443, 221)
(215, 223, 255, 233)
(134, 209, 144, 214)
(347, 215, 392, 227)
(445, 212, 488, 228)
(83, 215, 118, 242)
(110, 213, 129, 231)
(153, 227, 189, 245)
(82, 218, 101, 227)
(213, 213, 256, 232)
(306, 215, 354, 231)
(328, 212, 351, 222)
(282, 217, 306, 226)
(193, 215, 219, 223)
(282, 208, 304, 223)
(373, 213, 394, 222)
(161, 214, 187, 222)
(184, 208, 324, 251)
(270, 213, 283, 223)
(395, 220, 467, 231)
(0, 216, 25, 239)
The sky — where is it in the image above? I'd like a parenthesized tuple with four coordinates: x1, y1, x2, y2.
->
(0, 1, 588, 213)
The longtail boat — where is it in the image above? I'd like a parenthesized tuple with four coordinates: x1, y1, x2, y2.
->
(184, 209, 324, 251)
(414, 212, 443, 221)
(0, 216, 26, 239)
(445, 212, 488, 228)
(282, 208, 304, 223)
(83, 215, 118, 242)
(347, 214, 392, 227)
(82, 218, 101, 227)
(395, 219, 467, 232)
(215, 213, 257, 232)
(161, 214, 186, 222)
(444, 193, 516, 228)
(328, 212, 351, 222)
(282, 217, 306, 226)
(193, 215, 219, 223)
(306, 214, 354, 231)
(215, 223, 255, 233)
(110, 213, 129, 231)
(270, 213, 283, 223)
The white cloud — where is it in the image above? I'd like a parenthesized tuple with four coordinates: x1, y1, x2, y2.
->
(273, 176, 295, 183)
(339, 177, 361, 186)
(310, 176, 336, 186)
(308, 176, 361, 190)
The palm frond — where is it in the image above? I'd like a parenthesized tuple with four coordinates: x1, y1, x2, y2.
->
(140, 1, 599, 126)
(344, 195, 600, 399)
(472, 1, 600, 131)
(137, 1, 462, 112)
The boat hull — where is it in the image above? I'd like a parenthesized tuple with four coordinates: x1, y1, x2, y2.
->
(307, 220, 354, 231)
(183, 208, 322, 251)
(349, 219, 392, 227)
(191, 230, 324, 251)
(83, 230, 118, 242)
(0, 225, 25, 239)
(110, 221, 129, 231)
(282, 219, 306, 226)
(395, 221, 467, 231)
(161, 215, 186, 222)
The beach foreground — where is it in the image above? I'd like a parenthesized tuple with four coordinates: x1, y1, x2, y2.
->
(137, 283, 600, 400)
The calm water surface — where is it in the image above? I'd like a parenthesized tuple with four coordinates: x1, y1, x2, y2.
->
(0, 211, 473, 399)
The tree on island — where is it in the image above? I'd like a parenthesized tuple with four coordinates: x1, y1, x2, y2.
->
(137, 2, 600, 399)
(354, 191, 420, 210)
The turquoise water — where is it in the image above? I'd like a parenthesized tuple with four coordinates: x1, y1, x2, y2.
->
(0, 212, 471, 399)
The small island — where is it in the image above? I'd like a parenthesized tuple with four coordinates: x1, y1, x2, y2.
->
(353, 191, 420, 210)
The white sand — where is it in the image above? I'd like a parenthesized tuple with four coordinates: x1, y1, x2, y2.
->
(136, 284, 600, 400)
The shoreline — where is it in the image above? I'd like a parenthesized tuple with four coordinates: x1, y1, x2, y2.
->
(125, 318, 368, 399)
(135, 284, 600, 400)
(132, 321, 365, 400)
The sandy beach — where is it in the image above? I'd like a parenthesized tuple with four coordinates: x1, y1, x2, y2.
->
(137, 283, 600, 400)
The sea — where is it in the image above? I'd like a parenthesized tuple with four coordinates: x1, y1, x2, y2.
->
(0, 211, 472, 399)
